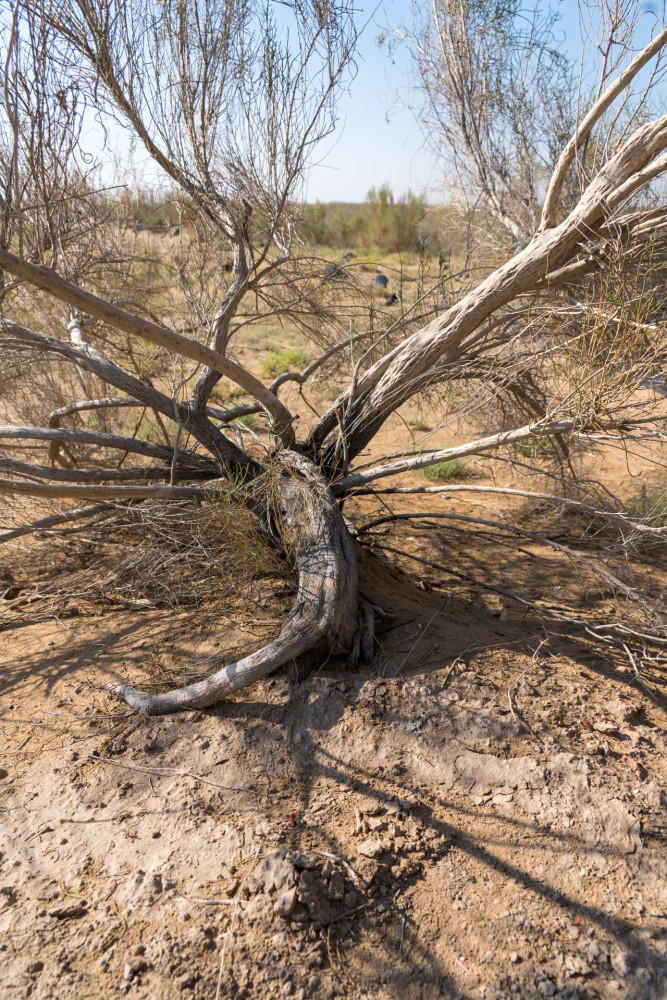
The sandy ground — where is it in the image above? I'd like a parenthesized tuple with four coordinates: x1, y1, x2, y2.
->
(1, 503, 667, 1000)
(1, 367, 667, 1000)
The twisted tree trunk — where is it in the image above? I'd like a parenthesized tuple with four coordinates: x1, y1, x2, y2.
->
(109, 455, 358, 714)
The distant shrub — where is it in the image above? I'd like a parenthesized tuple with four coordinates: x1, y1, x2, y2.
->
(235, 413, 258, 430)
(628, 485, 667, 527)
(514, 435, 555, 458)
(261, 348, 310, 378)
(419, 458, 467, 481)
(300, 186, 429, 252)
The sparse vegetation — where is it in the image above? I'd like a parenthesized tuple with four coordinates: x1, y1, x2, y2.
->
(260, 348, 311, 379)
(1, 4, 667, 1000)
(419, 458, 468, 481)
(629, 484, 667, 528)
(513, 435, 556, 458)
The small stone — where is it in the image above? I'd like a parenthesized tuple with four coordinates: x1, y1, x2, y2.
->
(175, 972, 196, 989)
(274, 888, 297, 918)
(357, 838, 383, 859)
(636, 968, 652, 986)
(289, 851, 319, 871)
(587, 941, 603, 962)
(508, 952, 520, 964)
(327, 873, 345, 901)
(26, 961, 44, 975)
(610, 946, 630, 977)
(537, 981, 556, 997)
(122, 957, 146, 980)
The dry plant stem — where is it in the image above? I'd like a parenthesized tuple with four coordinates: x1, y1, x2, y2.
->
(364, 540, 666, 654)
(86, 755, 264, 796)
(0, 479, 211, 501)
(0, 502, 113, 543)
(507, 640, 551, 724)
(0, 318, 247, 475)
(333, 418, 596, 493)
(0, 457, 210, 483)
(0, 249, 295, 446)
(357, 510, 667, 605)
(0, 424, 197, 465)
(109, 455, 358, 714)
(311, 94, 667, 461)
(357, 484, 667, 535)
(540, 26, 667, 230)
(620, 643, 659, 702)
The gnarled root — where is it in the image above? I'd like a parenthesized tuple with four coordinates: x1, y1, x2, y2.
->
(346, 603, 375, 671)
(109, 454, 358, 714)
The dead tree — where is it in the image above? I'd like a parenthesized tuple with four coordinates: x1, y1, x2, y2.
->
(1, 1, 666, 713)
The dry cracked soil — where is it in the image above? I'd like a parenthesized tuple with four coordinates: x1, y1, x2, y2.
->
(1, 540, 667, 1000)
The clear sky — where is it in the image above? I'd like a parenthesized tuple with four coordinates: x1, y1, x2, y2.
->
(85, 0, 663, 205)
(302, 0, 577, 203)
(302, 0, 660, 203)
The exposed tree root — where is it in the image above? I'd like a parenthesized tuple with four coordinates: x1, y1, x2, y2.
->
(109, 455, 358, 714)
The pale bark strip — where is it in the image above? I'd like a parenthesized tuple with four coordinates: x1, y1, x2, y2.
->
(332, 418, 582, 494)
(0, 249, 295, 446)
(0, 424, 207, 467)
(0, 503, 112, 544)
(0, 479, 209, 501)
(110, 455, 358, 714)
(540, 26, 667, 230)
(0, 457, 210, 482)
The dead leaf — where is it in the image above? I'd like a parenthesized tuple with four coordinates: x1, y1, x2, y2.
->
(627, 757, 647, 782)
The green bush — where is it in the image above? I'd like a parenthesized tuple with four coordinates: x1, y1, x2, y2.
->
(300, 186, 428, 252)
(407, 418, 430, 431)
(514, 435, 555, 458)
(235, 413, 259, 430)
(261, 348, 310, 378)
(419, 458, 467, 481)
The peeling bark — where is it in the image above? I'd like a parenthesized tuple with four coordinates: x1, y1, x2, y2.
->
(110, 455, 358, 714)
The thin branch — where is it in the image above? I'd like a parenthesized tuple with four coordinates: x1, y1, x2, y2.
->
(0, 503, 113, 544)
(0, 478, 214, 501)
(540, 26, 667, 230)
(0, 249, 295, 445)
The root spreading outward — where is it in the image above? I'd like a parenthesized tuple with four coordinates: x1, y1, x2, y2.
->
(109, 456, 359, 714)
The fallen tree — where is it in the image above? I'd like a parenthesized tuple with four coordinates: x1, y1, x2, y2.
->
(1, 0, 666, 712)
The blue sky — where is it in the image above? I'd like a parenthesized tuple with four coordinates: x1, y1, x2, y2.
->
(303, 0, 581, 202)
(84, 0, 663, 204)
(303, 0, 661, 203)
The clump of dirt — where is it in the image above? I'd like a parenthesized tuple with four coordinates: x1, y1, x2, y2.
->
(1, 538, 666, 1000)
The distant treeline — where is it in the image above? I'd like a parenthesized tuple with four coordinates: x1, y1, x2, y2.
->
(122, 184, 467, 254)
(300, 185, 466, 253)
